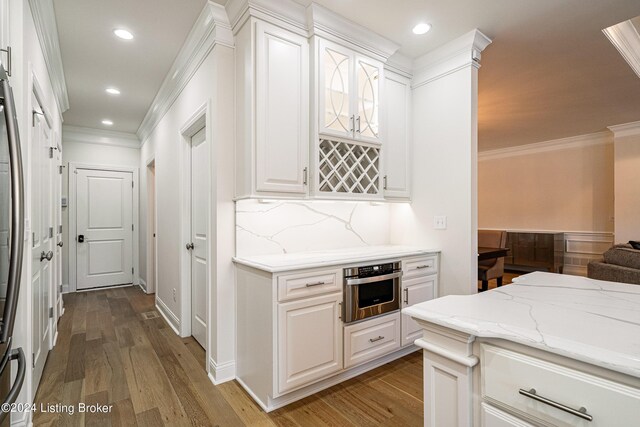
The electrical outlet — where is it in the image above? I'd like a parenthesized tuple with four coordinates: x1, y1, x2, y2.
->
(173, 288, 177, 302)
(434, 215, 447, 230)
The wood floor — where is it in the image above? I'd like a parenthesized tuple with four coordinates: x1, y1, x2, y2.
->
(33, 286, 424, 426)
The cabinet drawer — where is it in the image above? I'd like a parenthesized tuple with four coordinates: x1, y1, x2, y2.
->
(277, 269, 341, 302)
(481, 344, 640, 427)
(481, 403, 534, 427)
(403, 256, 437, 278)
(344, 313, 400, 369)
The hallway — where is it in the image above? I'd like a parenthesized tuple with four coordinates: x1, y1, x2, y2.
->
(33, 287, 424, 426)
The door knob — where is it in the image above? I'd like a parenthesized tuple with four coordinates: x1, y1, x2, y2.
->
(77, 234, 84, 243)
(40, 251, 53, 262)
(57, 241, 63, 247)
(186, 243, 194, 250)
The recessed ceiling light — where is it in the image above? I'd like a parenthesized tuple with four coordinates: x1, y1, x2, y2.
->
(113, 29, 134, 40)
(102, 119, 113, 126)
(105, 87, 120, 95)
(413, 23, 432, 35)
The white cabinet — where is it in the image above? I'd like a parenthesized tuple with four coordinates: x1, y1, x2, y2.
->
(382, 71, 411, 200)
(344, 312, 400, 368)
(235, 19, 309, 198)
(481, 403, 534, 427)
(277, 292, 343, 394)
(318, 38, 383, 144)
(401, 275, 437, 347)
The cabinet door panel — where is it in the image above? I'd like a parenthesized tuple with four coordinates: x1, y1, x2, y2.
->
(255, 21, 309, 194)
(277, 292, 343, 394)
(401, 275, 436, 347)
(355, 55, 383, 143)
(383, 72, 411, 199)
(318, 39, 354, 139)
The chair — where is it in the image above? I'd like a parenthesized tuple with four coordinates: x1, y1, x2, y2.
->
(478, 230, 507, 291)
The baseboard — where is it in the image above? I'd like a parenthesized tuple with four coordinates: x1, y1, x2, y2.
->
(52, 330, 58, 346)
(155, 297, 180, 335)
(208, 358, 236, 385)
(138, 278, 147, 293)
(10, 410, 31, 427)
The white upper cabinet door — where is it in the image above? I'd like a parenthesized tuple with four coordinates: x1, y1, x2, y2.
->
(383, 71, 411, 199)
(255, 21, 309, 194)
(355, 55, 383, 144)
(318, 38, 354, 140)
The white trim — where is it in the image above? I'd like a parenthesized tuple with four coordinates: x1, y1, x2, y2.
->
(145, 155, 157, 295)
(385, 52, 414, 79)
(68, 162, 140, 292)
(413, 29, 491, 89)
(137, 2, 233, 144)
(226, 0, 307, 36)
(307, 3, 399, 62)
(478, 131, 612, 161)
(75, 283, 133, 293)
(156, 298, 181, 335)
(138, 278, 147, 293)
(9, 410, 30, 427)
(61, 283, 70, 294)
(62, 125, 141, 149)
(603, 20, 640, 79)
(608, 120, 640, 138)
(208, 358, 236, 384)
(27, 0, 69, 113)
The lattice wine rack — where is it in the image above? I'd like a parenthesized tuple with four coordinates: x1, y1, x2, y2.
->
(318, 139, 380, 195)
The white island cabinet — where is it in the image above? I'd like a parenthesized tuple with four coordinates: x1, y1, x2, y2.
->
(404, 272, 640, 427)
(234, 246, 439, 412)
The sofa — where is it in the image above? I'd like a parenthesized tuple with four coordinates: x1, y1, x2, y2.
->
(587, 244, 640, 285)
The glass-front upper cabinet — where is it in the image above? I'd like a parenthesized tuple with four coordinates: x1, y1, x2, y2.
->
(318, 38, 383, 144)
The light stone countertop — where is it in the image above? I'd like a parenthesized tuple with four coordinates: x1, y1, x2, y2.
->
(404, 272, 640, 378)
(233, 245, 440, 273)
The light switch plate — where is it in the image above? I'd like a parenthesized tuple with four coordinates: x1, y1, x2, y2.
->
(434, 215, 447, 230)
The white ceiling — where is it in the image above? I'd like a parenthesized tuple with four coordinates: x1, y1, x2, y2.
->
(55, 0, 640, 149)
(54, 0, 206, 134)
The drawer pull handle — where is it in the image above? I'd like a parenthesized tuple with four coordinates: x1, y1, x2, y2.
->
(369, 336, 384, 343)
(518, 388, 593, 422)
(404, 288, 409, 305)
(416, 265, 429, 269)
(305, 281, 325, 287)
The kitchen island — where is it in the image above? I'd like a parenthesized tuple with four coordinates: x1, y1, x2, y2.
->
(404, 272, 640, 426)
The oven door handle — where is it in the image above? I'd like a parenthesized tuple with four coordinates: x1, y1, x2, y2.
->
(345, 271, 402, 286)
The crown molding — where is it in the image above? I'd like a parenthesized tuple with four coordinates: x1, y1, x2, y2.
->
(226, 0, 307, 36)
(384, 52, 413, 78)
(413, 29, 491, 89)
(478, 131, 612, 161)
(63, 125, 141, 149)
(307, 4, 400, 62)
(603, 19, 640, 79)
(136, 2, 233, 144)
(27, 0, 69, 113)
(608, 120, 640, 139)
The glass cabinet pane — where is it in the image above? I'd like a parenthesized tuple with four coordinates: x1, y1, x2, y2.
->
(323, 47, 350, 134)
(357, 59, 380, 139)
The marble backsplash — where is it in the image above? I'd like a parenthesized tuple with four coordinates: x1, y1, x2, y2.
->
(235, 199, 391, 257)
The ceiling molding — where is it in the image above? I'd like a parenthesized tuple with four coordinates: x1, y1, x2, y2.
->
(28, 0, 70, 113)
(385, 52, 413, 78)
(413, 29, 491, 89)
(603, 20, 640, 79)
(478, 131, 612, 161)
(608, 120, 640, 138)
(307, 3, 400, 62)
(63, 125, 141, 149)
(136, 2, 234, 144)
(226, 0, 307, 36)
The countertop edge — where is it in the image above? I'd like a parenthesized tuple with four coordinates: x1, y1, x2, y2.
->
(233, 248, 441, 273)
(402, 305, 640, 379)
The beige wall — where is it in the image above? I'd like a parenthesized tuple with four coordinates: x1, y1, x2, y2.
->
(479, 140, 614, 233)
(613, 130, 640, 243)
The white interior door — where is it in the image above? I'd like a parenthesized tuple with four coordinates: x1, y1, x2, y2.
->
(76, 169, 133, 290)
(31, 102, 53, 392)
(189, 127, 208, 348)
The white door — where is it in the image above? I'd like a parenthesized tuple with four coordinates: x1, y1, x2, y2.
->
(31, 103, 53, 391)
(76, 169, 133, 289)
(383, 72, 411, 199)
(189, 127, 208, 348)
(401, 275, 436, 347)
(255, 21, 309, 194)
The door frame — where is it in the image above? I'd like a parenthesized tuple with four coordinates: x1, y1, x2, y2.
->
(178, 101, 211, 358)
(145, 155, 156, 294)
(68, 163, 139, 292)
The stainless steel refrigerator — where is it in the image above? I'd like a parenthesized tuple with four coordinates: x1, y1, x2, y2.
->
(0, 63, 26, 426)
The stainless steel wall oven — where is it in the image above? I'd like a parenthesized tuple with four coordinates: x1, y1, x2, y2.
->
(343, 261, 401, 323)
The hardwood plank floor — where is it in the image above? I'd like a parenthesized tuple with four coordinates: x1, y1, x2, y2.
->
(34, 286, 424, 426)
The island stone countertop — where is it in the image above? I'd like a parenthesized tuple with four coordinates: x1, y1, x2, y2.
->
(404, 271, 640, 378)
(233, 245, 440, 273)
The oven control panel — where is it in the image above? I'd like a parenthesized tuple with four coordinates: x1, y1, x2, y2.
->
(344, 261, 401, 278)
